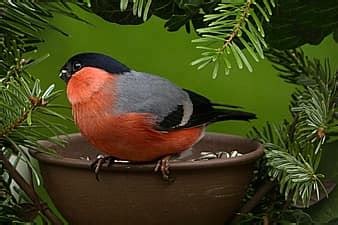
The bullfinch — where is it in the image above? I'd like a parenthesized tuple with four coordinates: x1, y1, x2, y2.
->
(59, 52, 256, 181)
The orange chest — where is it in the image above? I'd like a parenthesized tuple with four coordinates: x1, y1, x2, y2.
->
(66, 67, 118, 133)
(70, 89, 117, 138)
(66, 67, 117, 105)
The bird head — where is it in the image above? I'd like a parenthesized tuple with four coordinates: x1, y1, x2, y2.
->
(59, 52, 130, 83)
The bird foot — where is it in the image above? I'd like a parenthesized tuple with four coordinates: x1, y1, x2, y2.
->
(90, 155, 116, 181)
(154, 155, 175, 183)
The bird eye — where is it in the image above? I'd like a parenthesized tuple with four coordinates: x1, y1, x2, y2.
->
(73, 62, 82, 71)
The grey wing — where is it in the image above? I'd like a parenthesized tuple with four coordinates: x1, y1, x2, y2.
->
(115, 71, 193, 130)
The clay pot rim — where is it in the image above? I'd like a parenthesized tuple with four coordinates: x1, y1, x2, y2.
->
(32, 132, 264, 172)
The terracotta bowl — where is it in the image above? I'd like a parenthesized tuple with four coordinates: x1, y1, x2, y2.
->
(32, 132, 263, 225)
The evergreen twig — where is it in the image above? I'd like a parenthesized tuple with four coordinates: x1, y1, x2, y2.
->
(120, 0, 152, 21)
(247, 48, 336, 220)
(0, 151, 63, 225)
(191, 0, 275, 77)
(0, 1, 80, 223)
(230, 180, 275, 224)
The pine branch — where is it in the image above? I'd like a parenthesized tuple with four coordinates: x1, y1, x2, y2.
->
(0, 1, 87, 53)
(0, 69, 66, 224)
(267, 49, 337, 153)
(0, 151, 63, 225)
(191, 0, 275, 77)
(265, 48, 333, 87)
(248, 49, 336, 210)
(250, 123, 327, 207)
(0, 2, 79, 223)
(230, 180, 275, 224)
(120, 0, 152, 21)
(0, 159, 26, 224)
(292, 89, 335, 154)
(0, 95, 42, 139)
(0, 78, 67, 153)
(265, 147, 326, 207)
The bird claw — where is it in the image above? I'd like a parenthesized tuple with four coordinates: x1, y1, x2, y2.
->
(154, 155, 175, 183)
(90, 155, 116, 181)
(91, 154, 175, 182)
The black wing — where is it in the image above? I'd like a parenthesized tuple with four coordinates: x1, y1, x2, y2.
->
(157, 105, 184, 130)
(156, 89, 256, 131)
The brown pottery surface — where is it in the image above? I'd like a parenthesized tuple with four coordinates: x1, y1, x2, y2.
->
(32, 132, 263, 225)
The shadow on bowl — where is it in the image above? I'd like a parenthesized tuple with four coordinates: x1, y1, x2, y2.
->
(31, 132, 263, 225)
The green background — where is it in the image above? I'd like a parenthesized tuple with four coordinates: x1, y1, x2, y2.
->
(27, 5, 338, 224)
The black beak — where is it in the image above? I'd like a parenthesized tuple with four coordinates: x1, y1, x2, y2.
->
(59, 69, 70, 83)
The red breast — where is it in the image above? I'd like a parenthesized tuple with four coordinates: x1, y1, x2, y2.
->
(67, 67, 117, 106)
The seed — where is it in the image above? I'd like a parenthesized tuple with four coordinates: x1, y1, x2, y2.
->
(80, 156, 91, 161)
(200, 151, 212, 156)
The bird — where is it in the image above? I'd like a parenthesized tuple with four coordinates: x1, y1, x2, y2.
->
(59, 52, 256, 181)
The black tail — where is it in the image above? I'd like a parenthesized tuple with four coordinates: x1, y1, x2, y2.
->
(213, 108, 257, 122)
(181, 89, 256, 128)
